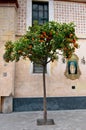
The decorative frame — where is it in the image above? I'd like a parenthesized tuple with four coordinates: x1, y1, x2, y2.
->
(64, 54, 81, 80)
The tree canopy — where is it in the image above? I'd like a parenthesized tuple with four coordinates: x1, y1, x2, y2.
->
(3, 21, 79, 125)
(3, 21, 78, 65)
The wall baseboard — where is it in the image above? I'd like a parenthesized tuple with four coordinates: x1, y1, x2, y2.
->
(13, 96, 86, 112)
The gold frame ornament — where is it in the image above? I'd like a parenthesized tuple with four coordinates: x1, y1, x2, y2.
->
(64, 54, 81, 80)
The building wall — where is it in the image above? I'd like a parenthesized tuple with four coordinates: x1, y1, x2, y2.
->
(54, 1, 86, 36)
(14, 40, 86, 97)
(14, 0, 86, 97)
(17, 0, 27, 35)
(0, 0, 86, 112)
(0, 3, 18, 112)
(0, 5, 17, 96)
(0, 0, 86, 99)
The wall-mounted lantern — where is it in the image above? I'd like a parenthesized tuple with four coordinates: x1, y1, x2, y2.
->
(81, 56, 85, 64)
(62, 57, 65, 63)
(64, 54, 81, 80)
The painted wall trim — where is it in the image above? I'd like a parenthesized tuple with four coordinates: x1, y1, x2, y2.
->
(26, 0, 32, 30)
(49, 0, 54, 21)
(0, 0, 19, 8)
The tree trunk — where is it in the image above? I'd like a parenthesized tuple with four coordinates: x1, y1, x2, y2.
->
(37, 64, 54, 125)
(43, 65, 47, 122)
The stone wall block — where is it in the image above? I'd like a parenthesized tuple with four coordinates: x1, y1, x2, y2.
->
(1, 96, 13, 113)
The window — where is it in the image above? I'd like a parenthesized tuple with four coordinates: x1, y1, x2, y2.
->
(32, 1, 49, 73)
(33, 63, 47, 73)
(32, 1, 49, 25)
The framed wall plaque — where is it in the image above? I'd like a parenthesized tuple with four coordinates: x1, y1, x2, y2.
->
(64, 54, 81, 80)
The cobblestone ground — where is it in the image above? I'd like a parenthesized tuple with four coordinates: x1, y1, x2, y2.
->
(0, 110, 86, 130)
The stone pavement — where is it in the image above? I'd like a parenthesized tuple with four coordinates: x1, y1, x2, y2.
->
(0, 110, 86, 130)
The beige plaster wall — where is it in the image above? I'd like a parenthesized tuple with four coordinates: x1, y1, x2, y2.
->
(14, 39, 86, 97)
(0, 5, 17, 96)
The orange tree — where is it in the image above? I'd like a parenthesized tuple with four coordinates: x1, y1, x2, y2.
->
(3, 21, 78, 124)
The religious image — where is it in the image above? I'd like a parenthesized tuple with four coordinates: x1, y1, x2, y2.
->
(68, 61, 77, 74)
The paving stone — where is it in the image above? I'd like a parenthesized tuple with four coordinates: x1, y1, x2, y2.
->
(0, 110, 86, 130)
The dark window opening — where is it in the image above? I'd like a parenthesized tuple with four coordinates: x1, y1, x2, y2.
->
(32, 1, 49, 25)
(33, 63, 47, 73)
